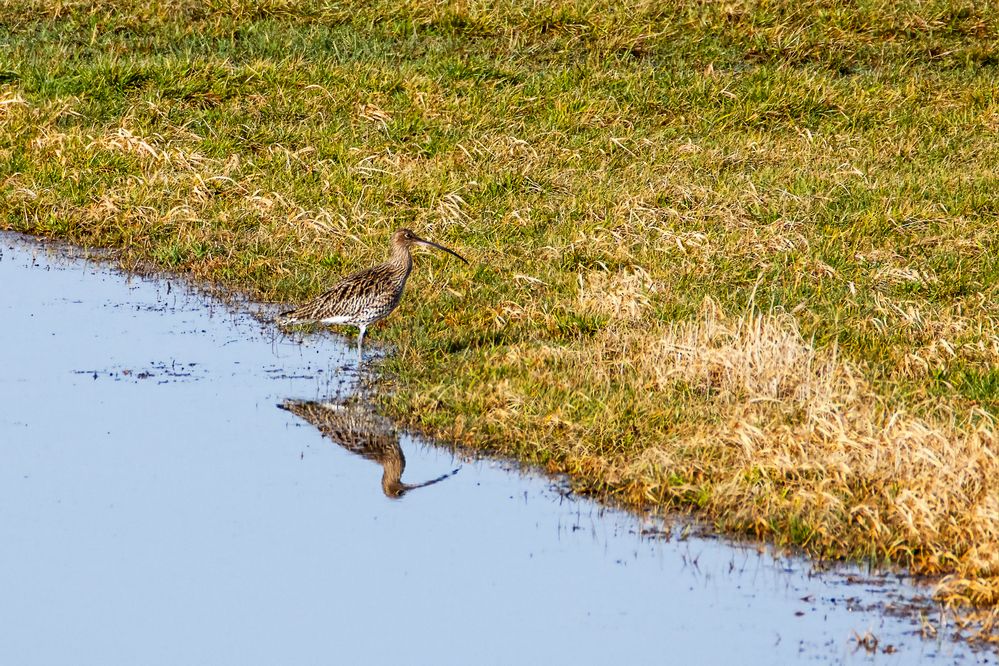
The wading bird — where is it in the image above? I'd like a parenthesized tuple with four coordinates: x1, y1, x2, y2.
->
(278, 399, 458, 498)
(278, 229, 468, 358)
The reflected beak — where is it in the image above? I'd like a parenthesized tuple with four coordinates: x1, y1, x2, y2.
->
(414, 237, 469, 265)
(405, 468, 462, 492)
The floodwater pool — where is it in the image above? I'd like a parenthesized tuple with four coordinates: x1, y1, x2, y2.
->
(0, 232, 989, 665)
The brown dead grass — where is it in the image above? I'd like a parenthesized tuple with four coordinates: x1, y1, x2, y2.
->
(640, 301, 998, 580)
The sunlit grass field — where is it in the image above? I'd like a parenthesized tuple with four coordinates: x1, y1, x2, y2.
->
(3, 0, 999, 629)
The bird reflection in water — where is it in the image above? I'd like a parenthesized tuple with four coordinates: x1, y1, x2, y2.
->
(279, 398, 459, 498)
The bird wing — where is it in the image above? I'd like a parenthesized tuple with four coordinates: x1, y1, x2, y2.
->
(279, 400, 401, 463)
(284, 263, 400, 322)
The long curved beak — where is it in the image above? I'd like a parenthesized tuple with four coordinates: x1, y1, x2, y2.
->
(402, 467, 461, 493)
(414, 237, 469, 265)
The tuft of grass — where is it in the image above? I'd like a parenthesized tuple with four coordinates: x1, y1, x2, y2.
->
(4, 0, 999, 632)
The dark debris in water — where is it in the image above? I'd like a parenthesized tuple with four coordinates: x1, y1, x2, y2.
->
(262, 364, 316, 380)
(637, 525, 672, 540)
(72, 361, 206, 384)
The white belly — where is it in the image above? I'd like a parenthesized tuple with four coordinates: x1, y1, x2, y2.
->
(320, 316, 355, 325)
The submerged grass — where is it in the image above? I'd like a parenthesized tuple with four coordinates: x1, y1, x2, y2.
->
(3, 0, 999, 634)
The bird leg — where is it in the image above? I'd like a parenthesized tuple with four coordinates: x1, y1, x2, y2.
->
(356, 324, 367, 361)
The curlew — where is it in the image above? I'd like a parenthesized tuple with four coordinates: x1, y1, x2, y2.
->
(278, 228, 468, 357)
(279, 398, 458, 498)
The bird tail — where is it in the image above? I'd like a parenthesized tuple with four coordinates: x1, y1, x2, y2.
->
(277, 310, 309, 326)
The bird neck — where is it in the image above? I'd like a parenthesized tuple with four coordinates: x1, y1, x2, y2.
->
(381, 454, 406, 498)
(388, 241, 413, 273)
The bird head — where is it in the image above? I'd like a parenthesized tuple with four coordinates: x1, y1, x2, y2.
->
(393, 228, 469, 264)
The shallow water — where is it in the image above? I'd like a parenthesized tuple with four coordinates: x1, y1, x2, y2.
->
(0, 232, 991, 665)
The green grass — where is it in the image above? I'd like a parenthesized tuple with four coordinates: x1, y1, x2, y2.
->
(4, 0, 999, 627)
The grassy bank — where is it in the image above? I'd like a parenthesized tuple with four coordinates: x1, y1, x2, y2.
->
(3, 0, 999, 630)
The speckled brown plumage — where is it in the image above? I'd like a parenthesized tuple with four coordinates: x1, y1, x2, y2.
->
(278, 398, 457, 498)
(278, 228, 468, 357)
(280, 255, 410, 326)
